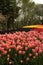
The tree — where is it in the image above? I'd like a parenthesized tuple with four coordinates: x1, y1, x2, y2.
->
(17, 0, 35, 25)
(34, 4, 43, 24)
(0, 0, 20, 32)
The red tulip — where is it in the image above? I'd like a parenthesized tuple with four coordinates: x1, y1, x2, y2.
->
(25, 47, 28, 51)
(32, 49, 36, 53)
(16, 45, 22, 51)
(35, 53, 38, 57)
(29, 53, 32, 57)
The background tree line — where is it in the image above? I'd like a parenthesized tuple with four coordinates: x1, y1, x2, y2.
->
(0, 0, 43, 32)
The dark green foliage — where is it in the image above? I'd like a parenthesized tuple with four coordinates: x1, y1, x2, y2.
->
(0, 52, 43, 65)
(0, 0, 10, 14)
(0, 0, 20, 31)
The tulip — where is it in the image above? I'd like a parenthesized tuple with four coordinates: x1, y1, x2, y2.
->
(18, 50, 22, 54)
(7, 57, 10, 61)
(33, 56, 36, 59)
(35, 53, 38, 57)
(32, 49, 36, 53)
(20, 60, 23, 63)
(26, 57, 29, 62)
(29, 53, 32, 57)
(9, 61, 12, 65)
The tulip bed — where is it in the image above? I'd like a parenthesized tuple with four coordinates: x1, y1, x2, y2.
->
(0, 30, 43, 65)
